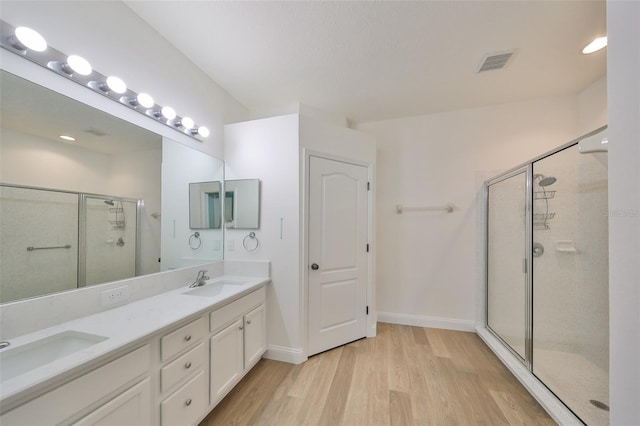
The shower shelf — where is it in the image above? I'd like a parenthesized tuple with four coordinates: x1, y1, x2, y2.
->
(534, 191, 556, 199)
(533, 213, 556, 221)
(534, 223, 550, 230)
(109, 207, 123, 213)
(109, 220, 125, 229)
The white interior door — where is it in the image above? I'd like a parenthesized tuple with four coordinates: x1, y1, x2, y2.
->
(308, 156, 368, 356)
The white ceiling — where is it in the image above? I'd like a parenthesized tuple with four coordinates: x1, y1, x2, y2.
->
(125, 0, 607, 124)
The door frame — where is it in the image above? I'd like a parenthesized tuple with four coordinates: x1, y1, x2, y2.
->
(301, 149, 376, 360)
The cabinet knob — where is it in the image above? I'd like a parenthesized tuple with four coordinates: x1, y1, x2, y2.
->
(185, 398, 192, 407)
(239, 326, 244, 331)
(184, 335, 192, 342)
(311, 263, 319, 270)
(185, 361, 192, 369)
(246, 320, 252, 325)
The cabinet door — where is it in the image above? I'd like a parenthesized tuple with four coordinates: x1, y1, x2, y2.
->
(210, 318, 243, 404)
(73, 378, 151, 425)
(244, 304, 266, 369)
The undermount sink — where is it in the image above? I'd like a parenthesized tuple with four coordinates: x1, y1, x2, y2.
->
(0, 331, 107, 381)
(182, 280, 247, 298)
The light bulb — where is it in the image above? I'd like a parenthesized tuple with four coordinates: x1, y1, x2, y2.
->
(67, 55, 92, 76)
(106, 76, 127, 94)
(582, 36, 607, 54)
(197, 126, 210, 138)
(181, 116, 195, 130)
(161, 106, 176, 120)
(15, 27, 47, 52)
(137, 93, 154, 109)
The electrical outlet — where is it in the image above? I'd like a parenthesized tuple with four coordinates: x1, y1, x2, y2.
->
(227, 239, 235, 251)
(101, 286, 129, 307)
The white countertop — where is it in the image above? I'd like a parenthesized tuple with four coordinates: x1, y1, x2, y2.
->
(0, 276, 269, 405)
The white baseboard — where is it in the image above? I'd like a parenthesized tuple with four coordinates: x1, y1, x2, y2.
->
(264, 345, 307, 364)
(377, 311, 475, 332)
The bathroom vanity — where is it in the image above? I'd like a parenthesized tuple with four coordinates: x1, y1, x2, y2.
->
(0, 268, 268, 425)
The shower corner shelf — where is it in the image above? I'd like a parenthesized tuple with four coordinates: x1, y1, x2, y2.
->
(534, 190, 556, 199)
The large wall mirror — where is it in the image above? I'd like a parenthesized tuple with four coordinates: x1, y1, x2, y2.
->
(0, 69, 224, 304)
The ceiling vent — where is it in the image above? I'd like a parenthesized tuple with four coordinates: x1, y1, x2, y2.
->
(84, 127, 108, 137)
(477, 50, 516, 73)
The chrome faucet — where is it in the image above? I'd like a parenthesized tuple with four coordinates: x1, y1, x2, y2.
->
(188, 270, 209, 288)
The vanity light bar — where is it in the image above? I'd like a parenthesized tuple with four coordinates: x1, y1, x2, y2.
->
(0, 20, 209, 142)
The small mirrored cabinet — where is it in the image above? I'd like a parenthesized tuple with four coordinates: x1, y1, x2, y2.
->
(223, 179, 260, 229)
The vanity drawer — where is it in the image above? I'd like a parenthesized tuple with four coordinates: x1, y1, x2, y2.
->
(161, 317, 207, 362)
(210, 286, 266, 333)
(161, 342, 206, 393)
(160, 371, 207, 426)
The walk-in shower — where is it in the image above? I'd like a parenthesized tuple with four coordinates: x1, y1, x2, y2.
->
(0, 184, 141, 303)
(484, 126, 609, 425)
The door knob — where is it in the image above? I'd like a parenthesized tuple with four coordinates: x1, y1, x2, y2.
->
(311, 263, 319, 270)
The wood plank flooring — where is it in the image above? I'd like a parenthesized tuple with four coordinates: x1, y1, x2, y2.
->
(200, 323, 555, 426)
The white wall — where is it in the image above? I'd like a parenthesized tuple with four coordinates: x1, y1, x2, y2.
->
(357, 95, 583, 329)
(607, 1, 640, 424)
(224, 114, 302, 361)
(0, 1, 248, 158)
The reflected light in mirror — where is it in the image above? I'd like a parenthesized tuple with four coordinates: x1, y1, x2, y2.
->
(582, 36, 607, 54)
(59, 135, 76, 141)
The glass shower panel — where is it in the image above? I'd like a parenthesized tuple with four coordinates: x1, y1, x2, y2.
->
(487, 170, 528, 359)
(532, 142, 609, 425)
(84, 197, 138, 286)
(0, 186, 78, 302)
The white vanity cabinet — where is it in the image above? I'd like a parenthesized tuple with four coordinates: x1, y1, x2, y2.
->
(210, 286, 266, 405)
(0, 345, 151, 425)
(158, 317, 209, 426)
(0, 283, 268, 426)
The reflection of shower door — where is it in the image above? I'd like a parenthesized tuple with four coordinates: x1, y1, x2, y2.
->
(81, 196, 138, 287)
(486, 168, 529, 360)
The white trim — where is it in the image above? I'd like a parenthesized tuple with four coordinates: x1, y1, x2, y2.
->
(378, 312, 475, 332)
(476, 326, 583, 426)
(263, 345, 307, 365)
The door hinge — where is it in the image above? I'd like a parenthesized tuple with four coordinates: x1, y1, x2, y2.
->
(366, 243, 370, 252)
(367, 182, 371, 191)
(366, 306, 369, 315)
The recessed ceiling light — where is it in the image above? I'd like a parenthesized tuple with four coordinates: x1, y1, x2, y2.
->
(59, 135, 76, 141)
(583, 36, 607, 54)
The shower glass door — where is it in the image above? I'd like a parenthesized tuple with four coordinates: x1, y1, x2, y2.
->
(532, 141, 609, 425)
(486, 169, 528, 360)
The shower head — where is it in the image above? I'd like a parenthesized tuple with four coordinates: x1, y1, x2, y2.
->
(534, 174, 557, 187)
(104, 200, 114, 206)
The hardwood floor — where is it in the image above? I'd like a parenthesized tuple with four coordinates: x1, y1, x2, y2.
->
(200, 323, 555, 425)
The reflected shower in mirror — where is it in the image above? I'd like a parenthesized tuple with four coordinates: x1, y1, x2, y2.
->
(224, 179, 260, 229)
(0, 69, 224, 304)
